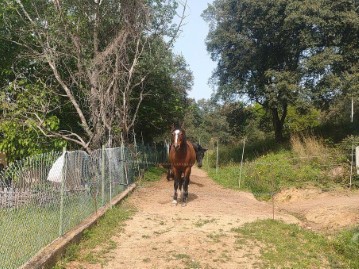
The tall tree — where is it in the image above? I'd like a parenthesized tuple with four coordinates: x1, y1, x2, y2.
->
(203, 0, 303, 141)
(203, 0, 358, 141)
(2, 0, 186, 152)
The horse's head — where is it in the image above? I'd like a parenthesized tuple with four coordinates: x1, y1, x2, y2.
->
(171, 128, 186, 151)
(194, 143, 208, 167)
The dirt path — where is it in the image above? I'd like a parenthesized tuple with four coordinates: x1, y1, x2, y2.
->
(275, 186, 359, 233)
(68, 167, 359, 269)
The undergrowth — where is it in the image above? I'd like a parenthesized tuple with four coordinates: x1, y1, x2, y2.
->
(205, 134, 354, 199)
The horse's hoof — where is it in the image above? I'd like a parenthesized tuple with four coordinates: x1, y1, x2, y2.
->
(172, 200, 178, 205)
(181, 202, 187, 207)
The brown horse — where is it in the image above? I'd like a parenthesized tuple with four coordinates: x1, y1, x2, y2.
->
(166, 142, 208, 180)
(169, 127, 196, 206)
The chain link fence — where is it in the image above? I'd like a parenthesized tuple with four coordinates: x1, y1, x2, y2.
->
(0, 144, 167, 269)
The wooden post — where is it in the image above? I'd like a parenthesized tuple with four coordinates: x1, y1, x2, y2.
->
(238, 138, 246, 189)
(272, 173, 275, 220)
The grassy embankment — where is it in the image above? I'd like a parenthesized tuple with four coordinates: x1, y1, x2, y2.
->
(205, 135, 356, 198)
(202, 134, 359, 268)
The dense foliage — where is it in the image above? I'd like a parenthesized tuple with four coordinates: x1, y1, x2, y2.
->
(0, 0, 358, 162)
(0, 0, 192, 160)
(203, 0, 359, 142)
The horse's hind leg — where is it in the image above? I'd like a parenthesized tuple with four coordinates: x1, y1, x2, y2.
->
(173, 178, 178, 205)
(182, 168, 191, 206)
(182, 175, 190, 206)
(179, 175, 185, 201)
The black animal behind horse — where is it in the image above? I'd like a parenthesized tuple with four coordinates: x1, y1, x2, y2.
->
(168, 128, 196, 206)
(191, 142, 208, 168)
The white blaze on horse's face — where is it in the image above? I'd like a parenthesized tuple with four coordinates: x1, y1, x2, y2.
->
(173, 129, 181, 149)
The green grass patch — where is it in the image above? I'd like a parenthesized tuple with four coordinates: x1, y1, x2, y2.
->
(331, 227, 359, 268)
(54, 201, 136, 268)
(0, 192, 101, 269)
(232, 219, 356, 268)
(142, 166, 166, 182)
(194, 218, 217, 227)
(206, 231, 226, 243)
(172, 253, 201, 269)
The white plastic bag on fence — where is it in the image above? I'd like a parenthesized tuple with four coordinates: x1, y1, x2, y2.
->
(47, 152, 66, 183)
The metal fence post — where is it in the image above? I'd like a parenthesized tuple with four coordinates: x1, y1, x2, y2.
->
(133, 132, 140, 176)
(101, 145, 105, 206)
(109, 149, 112, 208)
(121, 138, 129, 185)
(216, 140, 219, 175)
(58, 148, 67, 237)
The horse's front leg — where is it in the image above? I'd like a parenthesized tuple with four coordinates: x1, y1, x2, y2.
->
(172, 169, 181, 205)
(166, 168, 173, 181)
(182, 167, 191, 206)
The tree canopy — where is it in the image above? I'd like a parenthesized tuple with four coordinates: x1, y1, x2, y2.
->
(0, 0, 193, 160)
(203, 0, 359, 141)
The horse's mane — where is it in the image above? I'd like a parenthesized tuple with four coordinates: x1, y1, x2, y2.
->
(179, 129, 187, 147)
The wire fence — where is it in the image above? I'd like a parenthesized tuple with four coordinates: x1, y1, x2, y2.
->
(0, 144, 167, 269)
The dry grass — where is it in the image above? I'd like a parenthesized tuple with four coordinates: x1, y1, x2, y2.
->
(290, 134, 330, 163)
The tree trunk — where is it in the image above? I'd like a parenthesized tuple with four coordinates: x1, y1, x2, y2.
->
(271, 104, 287, 142)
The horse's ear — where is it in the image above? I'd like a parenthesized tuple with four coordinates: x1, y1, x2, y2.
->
(180, 122, 186, 131)
(170, 123, 175, 132)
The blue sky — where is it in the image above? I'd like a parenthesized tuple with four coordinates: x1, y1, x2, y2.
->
(173, 1, 216, 101)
